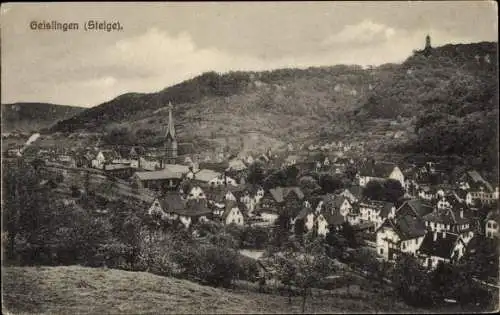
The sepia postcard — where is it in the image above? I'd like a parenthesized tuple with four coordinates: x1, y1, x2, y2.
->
(1, 1, 499, 314)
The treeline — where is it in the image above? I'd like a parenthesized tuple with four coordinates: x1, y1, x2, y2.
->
(1, 162, 261, 288)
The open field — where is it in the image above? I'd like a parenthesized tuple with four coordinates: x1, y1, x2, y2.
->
(2, 266, 424, 314)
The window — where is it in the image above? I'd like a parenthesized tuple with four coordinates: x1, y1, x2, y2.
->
(379, 248, 384, 255)
(493, 223, 498, 229)
(402, 242, 406, 250)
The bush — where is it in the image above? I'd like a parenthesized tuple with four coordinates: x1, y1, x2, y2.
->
(174, 243, 242, 288)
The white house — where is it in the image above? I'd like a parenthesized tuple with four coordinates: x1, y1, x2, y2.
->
(359, 200, 396, 230)
(357, 161, 405, 188)
(485, 211, 499, 239)
(208, 175, 238, 187)
(92, 150, 119, 169)
(376, 215, 427, 261)
(222, 202, 245, 226)
(186, 186, 206, 200)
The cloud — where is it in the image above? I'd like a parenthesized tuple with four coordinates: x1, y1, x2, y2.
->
(322, 20, 397, 46)
(1, 24, 481, 108)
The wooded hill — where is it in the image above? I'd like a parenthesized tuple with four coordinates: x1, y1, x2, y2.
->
(1, 102, 85, 133)
(46, 41, 498, 166)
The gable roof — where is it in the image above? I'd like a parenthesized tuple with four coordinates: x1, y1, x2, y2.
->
(222, 201, 240, 221)
(268, 186, 305, 203)
(325, 212, 345, 226)
(422, 208, 470, 225)
(359, 161, 398, 178)
(345, 185, 363, 199)
(396, 199, 433, 219)
(485, 211, 500, 223)
(156, 194, 186, 213)
(194, 169, 222, 182)
(183, 200, 212, 217)
(99, 149, 120, 160)
(466, 170, 494, 192)
(134, 165, 189, 181)
(380, 215, 427, 241)
(418, 232, 462, 259)
(295, 207, 314, 220)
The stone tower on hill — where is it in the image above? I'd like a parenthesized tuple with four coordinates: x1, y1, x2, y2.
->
(423, 34, 432, 56)
(163, 102, 178, 166)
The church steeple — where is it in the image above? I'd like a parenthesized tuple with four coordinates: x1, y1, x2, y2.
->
(163, 101, 178, 166)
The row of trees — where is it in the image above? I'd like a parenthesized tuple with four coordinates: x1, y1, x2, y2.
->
(2, 162, 260, 289)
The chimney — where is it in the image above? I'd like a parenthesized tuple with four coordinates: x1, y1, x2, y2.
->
(433, 232, 437, 242)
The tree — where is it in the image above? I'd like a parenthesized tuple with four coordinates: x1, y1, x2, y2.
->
(299, 176, 321, 196)
(324, 227, 348, 260)
(363, 180, 385, 200)
(363, 179, 404, 203)
(340, 221, 357, 248)
(284, 166, 299, 186)
(247, 161, 265, 185)
(392, 254, 434, 307)
(274, 237, 334, 313)
(383, 179, 405, 203)
(318, 174, 343, 194)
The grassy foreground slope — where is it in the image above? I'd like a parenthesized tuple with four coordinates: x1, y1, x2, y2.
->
(3, 266, 418, 314)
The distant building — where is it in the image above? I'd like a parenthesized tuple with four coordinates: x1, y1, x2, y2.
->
(357, 160, 405, 188)
(132, 164, 190, 192)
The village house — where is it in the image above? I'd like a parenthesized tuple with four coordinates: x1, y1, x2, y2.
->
(208, 174, 238, 187)
(283, 155, 299, 167)
(188, 169, 223, 186)
(323, 195, 352, 217)
(185, 185, 207, 200)
(358, 200, 396, 230)
(417, 185, 436, 201)
(459, 170, 498, 206)
(396, 199, 434, 220)
(148, 194, 211, 229)
(417, 231, 467, 269)
(255, 186, 304, 226)
(316, 212, 346, 237)
(422, 207, 474, 245)
(357, 160, 405, 188)
(132, 164, 190, 192)
(220, 201, 245, 226)
(294, 207, 316, 233)
(91, 149, 120, 169)
(339, 185, 363, 203)
(376, 214, 427, 261)
(227, 158, 248, 172)
(103, 164, 135, 180)
(484, 211, 499, 239)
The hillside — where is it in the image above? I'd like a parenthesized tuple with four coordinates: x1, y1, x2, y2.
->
(48, 42, 497, 160)
(357, 41, 498, 170)
(50, 65, 393, 153)
(359, 41, 497, 119)
(1, 103, 85, 133)
(3, 266, 421, 314)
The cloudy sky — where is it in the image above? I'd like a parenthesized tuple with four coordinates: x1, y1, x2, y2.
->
(1, 1, 497, 107)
